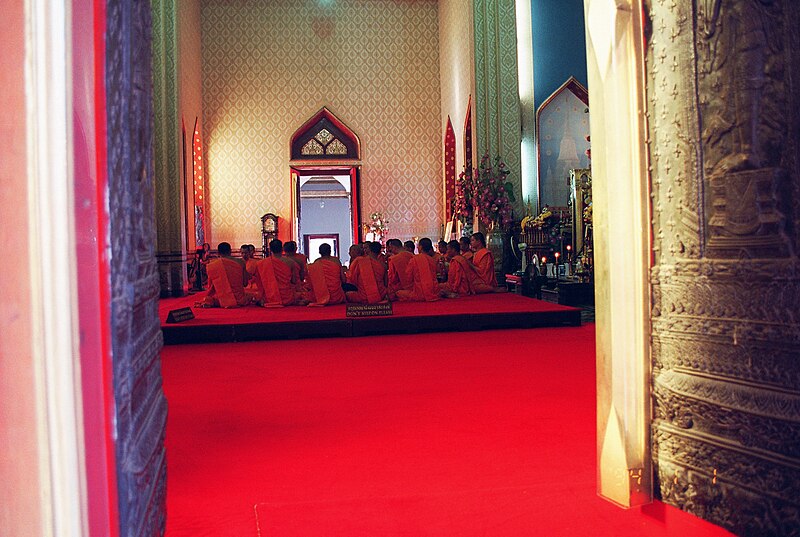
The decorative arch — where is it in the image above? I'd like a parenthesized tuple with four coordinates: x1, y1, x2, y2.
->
(535, 77, 590, 209)
(290, 107, 361, 161)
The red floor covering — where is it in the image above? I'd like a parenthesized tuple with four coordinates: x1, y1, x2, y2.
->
(161, 325, 732, 536)
(159, 292, 576, 327)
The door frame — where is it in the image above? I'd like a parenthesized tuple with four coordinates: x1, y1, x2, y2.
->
(290, 165, 361, 252)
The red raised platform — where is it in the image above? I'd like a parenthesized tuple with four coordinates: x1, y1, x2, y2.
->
(159, 293, 580, 344)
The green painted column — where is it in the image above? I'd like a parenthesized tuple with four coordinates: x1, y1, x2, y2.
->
(152, 0, 186, 297)
(473, 0, 523, 215)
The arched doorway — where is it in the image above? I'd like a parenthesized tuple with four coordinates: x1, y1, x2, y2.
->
(289, 108, 362, 262)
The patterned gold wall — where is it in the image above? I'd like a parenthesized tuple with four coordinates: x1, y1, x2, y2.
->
(201, 0, 443, 246)
(473, 0, 522, 214)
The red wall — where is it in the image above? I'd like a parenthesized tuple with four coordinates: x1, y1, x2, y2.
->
(73, 0, 120, 535)
(0, 0, 45, 534)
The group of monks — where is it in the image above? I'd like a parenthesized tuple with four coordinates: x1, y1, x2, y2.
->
(197, 232, 502, 309)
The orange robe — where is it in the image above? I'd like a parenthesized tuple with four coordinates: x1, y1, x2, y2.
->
(346, 256, 387, 303)
(202, 257, 248, 308)
(442, 254, 474, 295)
(244, 258, 259, 297)
(377, 252, 389, 268)
(462, 250, 474, 261)
(283, 256, 305, 291)
(245, 258, 258, 278)
(472, 247, 497, 287)
(256, 257, 301, 306)
(289, 253, 308, 282)
(306, 258, 346, 306)
(432, 252, 447, 281)
(397, 254, 441, 302)
(387, 250, 414, 300)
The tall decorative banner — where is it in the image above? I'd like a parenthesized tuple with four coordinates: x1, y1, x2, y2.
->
(464, 96, 473, 171)
(192, 116, 206, 246)
(444, 116, 456, 221)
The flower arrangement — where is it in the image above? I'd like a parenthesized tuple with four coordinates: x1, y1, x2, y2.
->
(363, 212, 389, 242)
(453, 153, 515, 231)
(453, 168, 475, 223)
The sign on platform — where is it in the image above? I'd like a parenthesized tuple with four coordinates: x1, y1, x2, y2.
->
(166, 307, 195, 323)
(346, 302, 393, 317)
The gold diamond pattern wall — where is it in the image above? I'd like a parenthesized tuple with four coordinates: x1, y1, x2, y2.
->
(201, 0, 443, 246)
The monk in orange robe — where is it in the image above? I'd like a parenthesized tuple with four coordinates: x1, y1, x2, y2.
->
(283, 240, 308, 283)
(305, 243, 346, 306)
(385, 238, 414, 300)
(242, 244, 260, 299)
(442, 239, 494, 296)
(470, 232, 498, 288)
(397, 237, 441, 302)
(432, 246, 447, 282)
(255, 239, 307, 307)
(441, 240, 473, 296)
(459, 236, 473, 260)
(404, 240, 416, 254)
(346, 242, 387, 303)
(371, 241, 388, 268)
(197, 242, 250, 308)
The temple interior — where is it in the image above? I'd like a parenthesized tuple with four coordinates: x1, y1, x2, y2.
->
(1, 1, 798, 536)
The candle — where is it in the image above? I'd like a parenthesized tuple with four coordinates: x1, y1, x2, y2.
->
(555, 252, 560, 278)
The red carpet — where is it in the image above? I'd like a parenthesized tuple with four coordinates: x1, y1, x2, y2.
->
(159, 293, 576, 326)
(161, 325, 732, 536)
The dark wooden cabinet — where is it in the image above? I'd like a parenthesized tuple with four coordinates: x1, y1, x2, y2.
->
(540, 281, 594, 307)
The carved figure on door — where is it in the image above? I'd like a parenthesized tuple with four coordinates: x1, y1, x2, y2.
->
(699, 0, 782, 176)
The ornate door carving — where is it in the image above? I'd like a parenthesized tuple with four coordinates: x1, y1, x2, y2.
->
(107, 0, 168, 534)
(646, 1, 799, 534)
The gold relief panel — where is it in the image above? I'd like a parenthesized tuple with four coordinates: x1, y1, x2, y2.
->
(326, 139, 347, 155)
(315, 128, 334, 145)
(301, 139, 324, 156)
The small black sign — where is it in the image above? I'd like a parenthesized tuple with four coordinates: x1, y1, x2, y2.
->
(166, 307, 195, 323)
(346, 302, 393, 317)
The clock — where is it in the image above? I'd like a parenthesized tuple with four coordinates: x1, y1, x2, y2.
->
(261, 213, 279, 255)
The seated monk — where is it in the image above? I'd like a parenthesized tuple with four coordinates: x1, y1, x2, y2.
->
(242, 244, 260, 299)
(459, 236, 473, 260)
(470, 232, 498, 288)
(305, 243, 346, 306)
(342, 244, 362, 292)
(432, 243, 447, 282)
(255, 239, 307, 306)
(385, 238, 414, 301)
(373, 241, 389, 269)
(397, 237, 441, 302)
(346, 241, 388, 303)
(441, 239, 494, 296)
(197, 242, 250, 308)
(283, 240, 308, 284)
